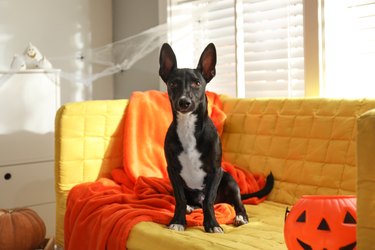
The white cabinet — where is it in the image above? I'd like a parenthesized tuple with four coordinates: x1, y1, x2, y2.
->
(0, 70, 60, 237)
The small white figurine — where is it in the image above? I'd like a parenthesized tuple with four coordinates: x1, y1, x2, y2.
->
(23, 42, 43, 69)
(9, 42, 53, 70)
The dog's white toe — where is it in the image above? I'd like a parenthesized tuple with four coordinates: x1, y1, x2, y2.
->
(186, 205, 195, 214)
(169, 224, 185, 231)
(233, 215, 248, 226)
(208, 227, 224, 233)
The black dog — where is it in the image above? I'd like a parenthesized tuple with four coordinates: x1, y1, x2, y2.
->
(159, 43, 274, 233)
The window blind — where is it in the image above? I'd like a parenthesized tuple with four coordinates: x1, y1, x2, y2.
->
(168, 0, 237, 97)
(242, 0, 304, 97)
(167, 0, 304, 98)
(322, 0, 375, 98)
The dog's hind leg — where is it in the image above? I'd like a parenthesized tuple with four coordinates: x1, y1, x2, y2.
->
(216, 172, 249, 226)
(229, 187, 249, 226)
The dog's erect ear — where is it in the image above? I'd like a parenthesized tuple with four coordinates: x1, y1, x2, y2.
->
(197, 43, 216, 83)
(159, 43, 177, 83)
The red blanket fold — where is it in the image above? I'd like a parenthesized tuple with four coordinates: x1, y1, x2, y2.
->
(64, 90, 267, 250)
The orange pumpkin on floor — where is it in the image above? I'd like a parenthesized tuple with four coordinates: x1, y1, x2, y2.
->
(0, 208, 46, 250)
(284, 195, 357, 250)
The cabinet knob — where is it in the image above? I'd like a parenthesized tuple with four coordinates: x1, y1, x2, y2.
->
(4, 173, 12, 180)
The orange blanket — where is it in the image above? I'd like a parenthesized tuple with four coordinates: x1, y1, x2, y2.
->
(64, 91, 267, 250)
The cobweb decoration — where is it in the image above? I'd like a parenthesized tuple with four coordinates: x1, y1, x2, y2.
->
(0, 23, 175, 87)
(58, 22, 169, 85)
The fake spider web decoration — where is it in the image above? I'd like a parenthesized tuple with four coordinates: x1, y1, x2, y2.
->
(60, 23, 169, 85)
(0, 23, 177, 87)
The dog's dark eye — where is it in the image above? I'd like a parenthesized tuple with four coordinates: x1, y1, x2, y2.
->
(169, 82, 177, 88)
(191, 81, 201, 88)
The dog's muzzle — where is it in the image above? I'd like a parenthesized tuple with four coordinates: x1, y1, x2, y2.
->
(177, 97, 193, 113)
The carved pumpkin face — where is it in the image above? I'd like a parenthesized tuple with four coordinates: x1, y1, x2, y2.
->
(284, 195, 357, 250)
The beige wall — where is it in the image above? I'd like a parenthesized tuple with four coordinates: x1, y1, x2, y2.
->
(0, 0, 167, 101)
(112, 0, 163, 99)
(0, 0, 113, 103)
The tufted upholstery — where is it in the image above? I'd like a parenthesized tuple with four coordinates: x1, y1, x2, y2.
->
(54, 100, 128, 247)
(220, 98, 375, 205)
(55, 96, 375, 249)
(357, 108, 375, 250)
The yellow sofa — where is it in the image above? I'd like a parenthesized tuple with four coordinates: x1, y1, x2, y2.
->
(55, 96, 375, 249)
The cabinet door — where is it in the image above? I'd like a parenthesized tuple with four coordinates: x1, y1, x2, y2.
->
(0, 161, 55, 208)
(0, 71, 60, 165)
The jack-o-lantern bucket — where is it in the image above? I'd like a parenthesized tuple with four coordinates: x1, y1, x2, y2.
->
(284, 195, 356, 250)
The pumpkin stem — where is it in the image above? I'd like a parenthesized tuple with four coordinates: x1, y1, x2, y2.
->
(284, 207, 290, 221)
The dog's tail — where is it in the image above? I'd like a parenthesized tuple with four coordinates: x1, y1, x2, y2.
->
(241, 172, 274, 200)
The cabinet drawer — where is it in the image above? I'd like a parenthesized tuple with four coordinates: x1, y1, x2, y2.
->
(31, 202, 56, 237)
(0, 161, 55, 208)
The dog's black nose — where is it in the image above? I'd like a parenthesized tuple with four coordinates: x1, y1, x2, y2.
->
(178, 97, 192, 110)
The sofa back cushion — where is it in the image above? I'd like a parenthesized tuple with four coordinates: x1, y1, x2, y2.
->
(220, 97, 375, 205)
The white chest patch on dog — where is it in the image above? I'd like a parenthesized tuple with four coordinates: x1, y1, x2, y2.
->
(176, 113, 206, 190)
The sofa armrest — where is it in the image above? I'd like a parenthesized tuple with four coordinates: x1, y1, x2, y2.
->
(54, 99, 128, 247)
(357, 108, 375, 249)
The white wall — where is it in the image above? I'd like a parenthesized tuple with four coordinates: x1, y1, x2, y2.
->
(0, 0, 113, 103)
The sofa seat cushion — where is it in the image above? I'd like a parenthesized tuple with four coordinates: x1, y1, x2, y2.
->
(127, 201, 287, 250)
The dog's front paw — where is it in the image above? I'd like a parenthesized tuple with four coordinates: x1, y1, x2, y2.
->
(169, 224, 185, 231)
(233, 215, 248, 227)
(207, 226, 224, 233)
(204, 219, 224, 233)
